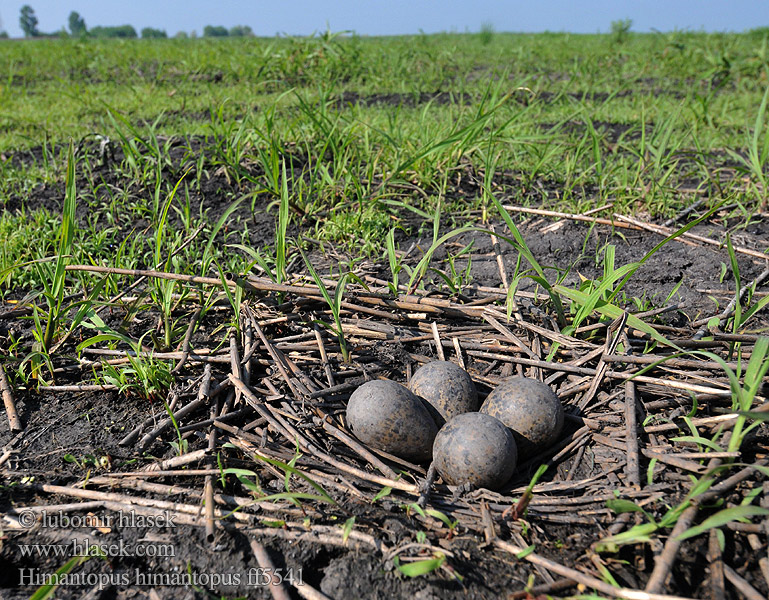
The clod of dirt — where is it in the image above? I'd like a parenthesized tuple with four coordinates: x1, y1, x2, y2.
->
(480, 377, 564, 450)
(433, 412, 518, 489)
(346, 379, 438, 462)
(409, 360, 479, 426)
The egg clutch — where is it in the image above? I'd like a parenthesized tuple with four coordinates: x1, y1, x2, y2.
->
(345, 361, 564, 491)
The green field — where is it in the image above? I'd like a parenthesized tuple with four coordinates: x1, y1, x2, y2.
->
(2, 31, 769, 282)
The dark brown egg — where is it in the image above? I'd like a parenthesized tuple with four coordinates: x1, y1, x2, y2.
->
(480, 377, 564, 450)
(433, 412, 517, 490)
(409, 361, 479, 426)
(346, 379, 438, 462)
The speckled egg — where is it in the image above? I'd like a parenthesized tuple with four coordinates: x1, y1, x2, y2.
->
(409, 361, 479, 426)
(480, 377, 564, 449)
(432, 412, 517, 490)
(346, 379, 438, 462)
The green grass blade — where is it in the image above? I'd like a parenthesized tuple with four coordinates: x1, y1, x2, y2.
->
(252, 452, 336, 505)
(675, 505, 769, 542)
(393, 554, 445, 577)
(554, 285, 674, 347)
(29, 555, 93, 600)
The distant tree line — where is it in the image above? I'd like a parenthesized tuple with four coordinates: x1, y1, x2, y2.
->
(203, 25, 254, 37)
(11, 5, 254, 39)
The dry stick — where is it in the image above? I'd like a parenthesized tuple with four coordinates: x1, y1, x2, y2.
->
(490, 222, 524, 324)
(500, 204, 640, 230)
(508, 579, 579, 599)
(482, 312, 540, 361)
(203, 393, 218, 543)
(707, 528, 726, 600)
(257, 327, 328, 406)
(28, 483, 240, 523)
(229, 333, 243, 404)
(645, 456, 769, 593)
(762, 482, 769, 588)
(624, 330, 642, 489)
(228, 375, 418, 494)
(490, 223, 511, 291)
(249, 539, 292, 600)
(0, 363, 22, 431)
(40, 384, 119, 393)
(564, 441, 587, 482)
(83, 476, 314, 518)
(318, 416, 398, 479)
(84, 468, 222, 478)
(292, 581, 333, 600)
(199, 364, 213, 402)
(83, 347, 232, 363)
(614, 213, 769, 263)
(242, 315, 255, 387)
(465, 350, 730, 397)
(625, 379, 641, 488)
(67, 264, 235, 289)
(637, 403, 769, 434)
(452, 337, 466, 370)
(545, 345, 605, 386)
(172, 306, 202, 374)
(579, 312, 628, 410)
(593, 435, 705, 474)
(430, 322, 445, 361)
(512, 529, 556, 584)
(692, 265, 769, 339)
(722, 565, 765, 600)
(529, 334, 542, 380)
(509, 426, 591, 480)
(118, 371, 218, 447)
(662, 198, 706, 228)
(177, 408, 253, 434)
(480, 501, 496, 546)
(417, 463, 437, 508)
(314, 325, 336, 387)
(144, 449, 207, 472)
(252, 321, 301, 400)
(601, 354, 742, 371)
(494, 539, 693, 600)
(136, 397, 208, 452)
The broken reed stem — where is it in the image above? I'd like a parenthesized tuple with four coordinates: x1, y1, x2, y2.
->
(578, 313, 628, 410)
(203, 397, 218, 544)
(25, 483, 246, 523)
(135, 398, 208, 452)
(625, 380, 641, 488)
(0, 363, 22, 431)
(83, 347, 232, 364)
(645, 454, 768, 593)
(314, 325, 336, 386)
(494, 539, 693, 600)
(249, 539, 292, 600)
(614, 213, 769, 262)
(40, 384, 119, 392)
(430, 321, 445, 361)
(467, 350, 731, 397)
(172, 306, 202, 374)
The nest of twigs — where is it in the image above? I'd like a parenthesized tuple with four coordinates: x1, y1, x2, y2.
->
(3, 264, 769, 600)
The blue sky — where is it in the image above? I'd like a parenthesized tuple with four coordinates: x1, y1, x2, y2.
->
(2, 1, 768, 38)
